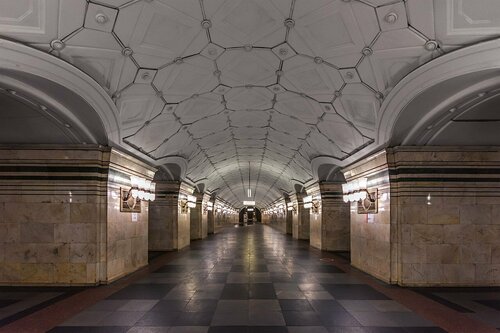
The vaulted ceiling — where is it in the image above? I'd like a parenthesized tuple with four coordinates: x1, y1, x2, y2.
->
(1, 0, 499, 207)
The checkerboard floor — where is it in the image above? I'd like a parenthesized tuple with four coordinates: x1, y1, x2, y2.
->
(46, 224, 447, 333)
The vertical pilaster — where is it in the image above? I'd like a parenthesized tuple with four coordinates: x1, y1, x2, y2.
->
(190, 191, 203, 240)
(314, 182, 350, 251)
(207, 196, 215, 234)
(291, 193, 310, 240)
(148, 181, 181, 251)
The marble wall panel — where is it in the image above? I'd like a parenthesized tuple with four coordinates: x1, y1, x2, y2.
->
(0, 146, 155, 285)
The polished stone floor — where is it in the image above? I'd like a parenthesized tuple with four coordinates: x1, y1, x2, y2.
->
(45, 224, 448, 333)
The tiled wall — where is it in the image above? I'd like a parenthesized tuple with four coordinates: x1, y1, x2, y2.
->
(345, 147, 500, 286)
(308, 184, 322, 250)
(148, 181, 181, 251)
(343, 152, 393, 283)
(190, 193, 203, 240)
(178, 182, 193, 250)
(0, 146, 155, 285)
(106, 150, 155, 282)
(388, 147, 500, 286)
(266, 213, 286, 233)
(291, 193, 310, 240)
(309, 182, 350, 252)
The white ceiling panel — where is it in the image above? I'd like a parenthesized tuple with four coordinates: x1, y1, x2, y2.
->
(1, 0, 496, 207)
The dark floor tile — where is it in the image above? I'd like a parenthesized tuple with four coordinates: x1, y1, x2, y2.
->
(282, 311, 322, 326)
(403, 328, 447, 333)
(309, 300, 346, 313)
(279, 299, 313, 311)
(248, 326, 287, 333)
(326, 328, 370, 333)
(206, 273, 228, 283)
(249, 284, 276, 299)
(150, 300, 188, 312)
(48, 327, 129, 333)
(310, 265, 345, 273)
(185, 299, 218, 312)
(359, 328, 406, 333)
(107, 284, 176, 300)
(135, 310, 181, 326)
(318, 311, 361, 327)
(270, 274, 293, 283)
(208, 326, 249, 333)
(221, 284, 249, 299)
(175, 311, 213, 325)
(250, 265, 268, 272)
(155, 265, 193, 273)
(231, 265, 249, 272)
(322, 284, 390, 300)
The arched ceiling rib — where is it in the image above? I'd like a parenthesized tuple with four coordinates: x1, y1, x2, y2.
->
(1, 0, 500, 206)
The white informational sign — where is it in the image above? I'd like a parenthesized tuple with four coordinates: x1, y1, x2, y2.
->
(132, 212, 138, 222)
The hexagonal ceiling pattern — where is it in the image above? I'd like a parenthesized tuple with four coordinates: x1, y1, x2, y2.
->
(1, 0, 500, 207)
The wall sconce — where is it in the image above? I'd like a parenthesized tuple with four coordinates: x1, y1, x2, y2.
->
(342, 178, 374, 203)
(121, 176, 156, 212)
(303, 195, 320, 214)
(286, 202, 296, 214)
(342, 177, 378, 214)
(179, 194, 197, 214)
(203, 201, 213, 213)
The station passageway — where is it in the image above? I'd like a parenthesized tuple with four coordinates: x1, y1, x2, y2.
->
(1, 224, 498, 333)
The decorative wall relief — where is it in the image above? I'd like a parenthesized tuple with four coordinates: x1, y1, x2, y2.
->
(120, 188, 141, 213)
(357, 189, 378, 214)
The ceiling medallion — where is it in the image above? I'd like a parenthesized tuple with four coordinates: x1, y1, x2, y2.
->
(95, 12, 108, 24)
(314, 56, 324, 64)
(141, 72, 152, 81)
(284, 18, 295, 29)
(50, 39, 65, 51)
(384, 12, 398, 24)
(201, 19, 212, 29)
(278, 47, 288, 56)
(424, 40, 439, 51)
(122, 47, 133, 56)
(207, 47, 218, 56)
(362, 47, 373, 56)
(345, 71, 355, 80)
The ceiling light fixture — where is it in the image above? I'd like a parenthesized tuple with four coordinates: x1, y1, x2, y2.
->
(247, 161, 252, 198)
